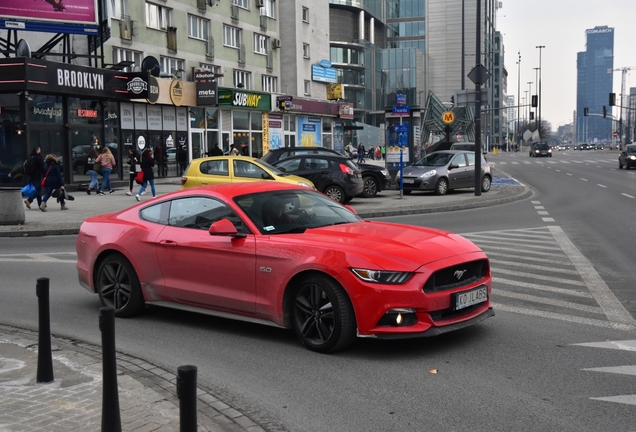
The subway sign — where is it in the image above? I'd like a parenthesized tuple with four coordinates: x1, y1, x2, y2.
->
(218, 89, 271, 111)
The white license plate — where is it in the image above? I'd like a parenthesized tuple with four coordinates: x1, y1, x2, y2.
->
(403, 179, 415, 184)
(453, 286, 488, 310)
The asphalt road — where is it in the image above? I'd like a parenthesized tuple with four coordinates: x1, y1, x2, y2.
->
(2, 149, 635, 431)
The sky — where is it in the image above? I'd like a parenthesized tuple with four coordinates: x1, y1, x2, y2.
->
(498, 0, 636, 131)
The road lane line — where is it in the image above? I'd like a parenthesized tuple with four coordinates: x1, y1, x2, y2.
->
(581, 178, 588, 182)
(598, 184, 607, 188)
(549, 225, 636, 328)
(621, 193, 635, 199)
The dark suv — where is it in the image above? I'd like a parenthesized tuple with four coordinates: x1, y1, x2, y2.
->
(261, 146, 390, 198)
(529, 142, 552, 157)
(272, 154, 363, 203)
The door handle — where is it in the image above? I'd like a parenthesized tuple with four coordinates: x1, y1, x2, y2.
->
(159, 240, 178, 246)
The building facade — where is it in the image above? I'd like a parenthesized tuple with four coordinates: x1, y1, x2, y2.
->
(576, 25, 614, 143)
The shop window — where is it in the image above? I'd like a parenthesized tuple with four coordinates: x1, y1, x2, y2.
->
(233, 111, 250, 130)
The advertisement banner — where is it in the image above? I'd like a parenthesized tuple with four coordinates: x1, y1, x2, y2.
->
(262, 112, 270, 154)
(387, 121, 409, 163)
(297, 116, 322, 147)
(269, 113, 283, 150)
(0, 0, 99, 26)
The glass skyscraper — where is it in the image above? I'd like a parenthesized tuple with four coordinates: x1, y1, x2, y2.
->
(576, 26, 614, 143)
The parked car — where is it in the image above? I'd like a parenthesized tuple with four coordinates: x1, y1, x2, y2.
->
(529, 142, 552, 157)
(272, 154, 363, 203)
(180, 155, 314, 189)
(262, 146, 391, 198)
(396, 150, 491, 195)
(618, 144, 636, 169)
(76, 182, 494, 353)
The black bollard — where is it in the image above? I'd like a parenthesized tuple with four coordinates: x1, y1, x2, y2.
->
(177, 365, 198, 432)
(36, 277, 54, 383)
(99, 307, 121, 432)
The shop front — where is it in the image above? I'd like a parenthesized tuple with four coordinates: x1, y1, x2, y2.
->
(0, 58, 154, 186)
(284, 98, 345, 153)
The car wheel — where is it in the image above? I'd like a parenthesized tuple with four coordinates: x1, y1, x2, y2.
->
(434, 178, 449, 195)
(324, 185, 346, 203)
(96, 253, 145, 318)
(292, 274, 356, 353)
(481, 174, 492, 192)
(361, 176, 379, 198)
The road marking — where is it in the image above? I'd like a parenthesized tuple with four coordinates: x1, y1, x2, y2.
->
(534, 206, 545, 209)
(621, 193, 635, 199)
(531, 201, 541, 204)
(494, 268, 587, 286)
(566, 173, 573, 176)
(580, 178, 588, 182)
(549, 225, 636, 328)
(493, 278, 593, 298)
(0, 252, 77, 263)
(489, 258, 579, 275)
(573, 340, 636, 351)
(542, 217, 555, 222)
(598, 184, 607, 188)
(494, 290, 603, 314)
(556, 169, 561, 172)
(537, 211, 549, 215)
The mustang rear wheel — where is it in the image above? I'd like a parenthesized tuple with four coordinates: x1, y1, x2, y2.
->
(292, 275, 356, 353)
(96, 253, 145, 317)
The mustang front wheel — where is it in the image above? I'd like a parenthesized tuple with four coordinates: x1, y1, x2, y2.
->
(292, 275, 356, 353)
(96, 253, 145, 317)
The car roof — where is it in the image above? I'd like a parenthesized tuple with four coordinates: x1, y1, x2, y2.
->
(273, 153, 350, 163)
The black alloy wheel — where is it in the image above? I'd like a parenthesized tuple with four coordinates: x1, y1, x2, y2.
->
(361, 176, 379, 198)
(292, 275, 356, 353)
(96, 253, 145, 317)
(324, 185, 346, 203)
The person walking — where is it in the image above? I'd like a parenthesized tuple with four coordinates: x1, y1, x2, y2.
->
(84, 149, 100, 195)
(207, 143, 223, 156)
(39, 154, 67, 211)
(357, 142, 365, 163)
(96, 147, 116, 195)
(126, 148, 140, 196)
(24, 146, 45, 210)
(375, 145, 381, 160)
(136, 148, 156, 201)
(368, 145, 374, 160)
(381, 144, 386, 160)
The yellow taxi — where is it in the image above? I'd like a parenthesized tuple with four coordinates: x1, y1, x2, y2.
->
(180, 155, 315, 189)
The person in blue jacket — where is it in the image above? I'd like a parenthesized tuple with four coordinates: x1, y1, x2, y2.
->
(40, 154, 67, 211)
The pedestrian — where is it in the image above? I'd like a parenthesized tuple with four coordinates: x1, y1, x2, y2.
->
(155, 145, 166, 177)
(126, 148, 140, 196)
(23, 146, 45, 210)
(357, 142, 365, 163)
(207, 143, 223, 156)
(240, 143, 249, 156)
(177, 145, 188, 175)
(230, 146, 240, 156)
(136, 147, 156, 201)
(375, 145, 381, 160)
(39, 154, 67, 211)
(381, 144, 386, 160)
(96, 147, 116, 195)
(368, 145, 374, 160)
(84, 149, 100, 195)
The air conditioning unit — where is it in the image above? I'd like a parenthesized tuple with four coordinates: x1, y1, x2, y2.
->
(272, 38, 281, 49)
(257, 0, 265, 7)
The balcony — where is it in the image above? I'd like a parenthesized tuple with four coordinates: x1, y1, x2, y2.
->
(119, 16, 133, 41)
(197, 0, 207, 12)
(231, 4, 239, 22)
(260, 15, 267, 31)
(238, 44, 246, 65)
(167, 26, 178, 52)
(266, 51, 273, 72)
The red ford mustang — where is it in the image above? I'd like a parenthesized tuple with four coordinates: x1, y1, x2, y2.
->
(76, 182, 494, 353)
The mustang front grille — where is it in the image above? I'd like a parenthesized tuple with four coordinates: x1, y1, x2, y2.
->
(423, 259, 488, 293)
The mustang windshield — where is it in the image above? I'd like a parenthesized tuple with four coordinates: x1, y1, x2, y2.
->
(234, 189, 361, 234)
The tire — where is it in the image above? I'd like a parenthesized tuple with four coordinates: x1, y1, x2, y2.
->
(292, 274, 356, 353)
(96, 253, 145, 318)
(361, 176, 379, 198)
(324, 185, 346, 203)
(434, 178, 449, 195)
(481, 174, 492, 192)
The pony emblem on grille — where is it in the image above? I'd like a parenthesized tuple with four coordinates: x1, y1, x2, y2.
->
(453, 269, 467, 280)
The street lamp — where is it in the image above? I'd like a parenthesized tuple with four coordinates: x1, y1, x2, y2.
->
(516, 52, 521, 150)
(536, 45, 545, 137)
(533, 67, 540, 130)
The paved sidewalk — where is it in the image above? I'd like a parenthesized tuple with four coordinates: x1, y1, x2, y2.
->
(0, 163, 532, 431)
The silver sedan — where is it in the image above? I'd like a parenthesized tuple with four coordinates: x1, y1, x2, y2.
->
(395, 150, 492, 195)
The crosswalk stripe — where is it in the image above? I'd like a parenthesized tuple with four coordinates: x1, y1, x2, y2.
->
(583, 366, 636, 376)
(494, 268, 585, 286)
(467, 234, 558, 245)
(485, 251, 573, 266)
(494, 290, 604, 314)
(589, 395, 636, 406)
(572, 340, 636, 351)
(489, 258, 579, 275)
(493, 277, 593, 298)
(479, 245, 566, 257)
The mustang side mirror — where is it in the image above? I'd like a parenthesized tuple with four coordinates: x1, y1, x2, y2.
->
(209, 219, 247, 238)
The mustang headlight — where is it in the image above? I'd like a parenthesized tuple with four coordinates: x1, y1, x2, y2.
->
(421, 170, 437, 178)
(351, 269, 413, 284)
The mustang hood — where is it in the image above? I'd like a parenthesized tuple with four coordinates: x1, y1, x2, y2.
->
(292, 221, 484, 270)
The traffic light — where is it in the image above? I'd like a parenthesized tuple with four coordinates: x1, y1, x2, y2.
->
(603, 106, 607, 118)
(583, 107, 589, 116)
(609, 93, 616, 106)
(450, 95, 454, 103)
(531, 95, 538, 108)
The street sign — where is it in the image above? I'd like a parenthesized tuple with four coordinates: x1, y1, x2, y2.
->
(391, 105, 410, 116)
(396, 94, 407, 105)
(442, 111, 455, 124)
(467, 65, 492, 85)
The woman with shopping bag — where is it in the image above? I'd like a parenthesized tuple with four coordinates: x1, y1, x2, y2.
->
(39, 154, 67, 211)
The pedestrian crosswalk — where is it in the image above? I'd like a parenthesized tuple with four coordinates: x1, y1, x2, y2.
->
(573, 340, 636, 406)
(496, 158, 620, 165)
(462, 226, 636, 332)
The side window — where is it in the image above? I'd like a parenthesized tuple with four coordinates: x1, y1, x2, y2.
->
(233, 160, 267, 179)
(305, 157, 329, 170)
(465, 153, 475, 166)
(452, 154, 467, 168)
(274, 157, 302, 172)
(168, 197, 247, 232)
(139, 202, 169, 225)
(200, 160, 229, 176)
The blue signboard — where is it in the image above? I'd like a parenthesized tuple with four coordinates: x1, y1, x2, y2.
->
(396, 94, 407, 105)
(311, 65, 337, 84)
(391, 105, 411, 116)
